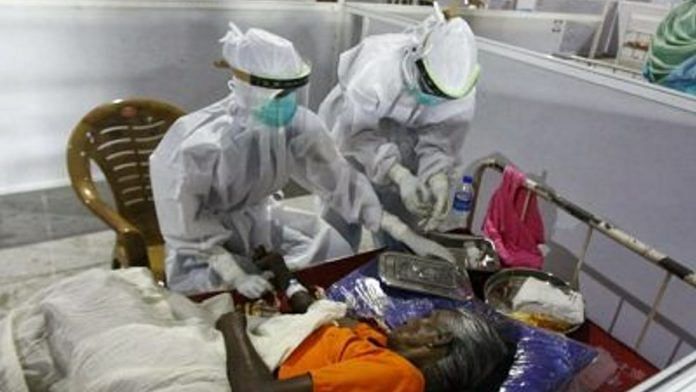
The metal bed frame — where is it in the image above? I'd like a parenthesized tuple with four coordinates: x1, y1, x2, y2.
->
(465, 159, 695, 360)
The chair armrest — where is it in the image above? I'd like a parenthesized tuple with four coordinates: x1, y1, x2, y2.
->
(73, 182, 148, 266)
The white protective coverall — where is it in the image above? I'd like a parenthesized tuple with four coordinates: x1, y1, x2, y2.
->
(319, 14, 479, 248)
(151, 23, 453, 296)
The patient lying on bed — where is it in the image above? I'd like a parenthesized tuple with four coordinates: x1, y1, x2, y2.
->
(0, 254, 507, 392)
(219, 251, 509, 392)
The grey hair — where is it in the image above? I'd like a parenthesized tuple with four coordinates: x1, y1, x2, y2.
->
(422, 309, 509, 392)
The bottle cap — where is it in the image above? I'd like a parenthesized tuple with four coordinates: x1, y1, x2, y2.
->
(462, 175, 473, 184)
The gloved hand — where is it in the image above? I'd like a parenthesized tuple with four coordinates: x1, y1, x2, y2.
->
(388, 164, 431, 218)
(209, 249, 273, 299)
(253, 246, 296, 293)
(380, 212, 455, 263)
(422, 173, 450, 232)
(235, 275, 274, 299)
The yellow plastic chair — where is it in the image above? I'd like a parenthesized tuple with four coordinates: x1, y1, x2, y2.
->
(67, 98, 186, 283)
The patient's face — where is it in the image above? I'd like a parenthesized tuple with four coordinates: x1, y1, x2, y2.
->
(387, 310, 456, 368)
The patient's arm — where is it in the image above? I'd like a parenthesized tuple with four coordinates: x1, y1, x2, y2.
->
(216, 311, 313, 392)
(254, 249, 316, 314)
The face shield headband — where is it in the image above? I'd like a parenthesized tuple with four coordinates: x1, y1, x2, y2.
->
(215, 59, 312, 96)
(413, 31, 480, 100)
(230, 64, 311, 93)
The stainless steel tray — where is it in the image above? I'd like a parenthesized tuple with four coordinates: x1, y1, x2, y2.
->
(427, 232, 501, 272)
(378, 252, 474, 301)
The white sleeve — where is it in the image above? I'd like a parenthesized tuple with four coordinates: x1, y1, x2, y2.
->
(151, 120, 233, 256)
(290, 115, 384, 232)
(415, 96, 475, 181)
(331, 93, 402, 186)
(151, 120, 242, 293)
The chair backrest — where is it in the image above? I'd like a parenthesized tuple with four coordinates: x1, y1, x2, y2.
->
(67, 98, 186, 245)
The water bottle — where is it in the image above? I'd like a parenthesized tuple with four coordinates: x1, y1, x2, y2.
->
(451, 175, 474, 219)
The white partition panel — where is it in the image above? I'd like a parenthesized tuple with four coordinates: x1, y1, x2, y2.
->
(348, 4, 602, 55)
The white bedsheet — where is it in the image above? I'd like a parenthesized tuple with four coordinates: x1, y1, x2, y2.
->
(0, 268, 344, 391)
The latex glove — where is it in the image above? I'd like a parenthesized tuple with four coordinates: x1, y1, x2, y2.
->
(422, 173, 450, 232)
(388, 164, 431, 218)
(380, 212, 455, 263)
(235, 275, 274, 299)
(209, 249, 272, 299)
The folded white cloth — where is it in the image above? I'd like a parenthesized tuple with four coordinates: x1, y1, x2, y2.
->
(512, 277, 584, 325)
(247, 299, 347, 371)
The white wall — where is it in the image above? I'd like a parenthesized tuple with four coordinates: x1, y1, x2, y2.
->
(0, 2, 341, 194)
(472, 42, 696, 368)
(470, 47, 696, 368)
(473, 42, 696, 369)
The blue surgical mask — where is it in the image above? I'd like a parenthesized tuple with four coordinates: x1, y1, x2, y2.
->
(254, 92, 298, 127)
(411, 88, 445, 106)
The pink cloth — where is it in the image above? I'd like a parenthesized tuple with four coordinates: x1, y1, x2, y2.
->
(482, 165, 544, 269)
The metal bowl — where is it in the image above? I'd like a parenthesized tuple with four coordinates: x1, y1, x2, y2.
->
(484, 268, 585, 334)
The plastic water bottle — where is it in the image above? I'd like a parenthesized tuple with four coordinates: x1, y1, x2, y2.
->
(451, 175, 474, 220)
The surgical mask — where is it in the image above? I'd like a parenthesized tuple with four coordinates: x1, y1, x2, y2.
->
(402, 50, 446, 107)
(410, 87, 446, 106)
(254, 92, 298, 127)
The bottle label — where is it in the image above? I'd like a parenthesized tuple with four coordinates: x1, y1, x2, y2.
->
(453, 192, 472, 212)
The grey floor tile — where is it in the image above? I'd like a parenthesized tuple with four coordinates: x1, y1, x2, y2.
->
(0, 190, 51, 248)
(44, 185, 109, 240)
(0, 182, 115, 249)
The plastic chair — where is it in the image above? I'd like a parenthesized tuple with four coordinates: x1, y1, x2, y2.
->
(67, 98, 186, 283)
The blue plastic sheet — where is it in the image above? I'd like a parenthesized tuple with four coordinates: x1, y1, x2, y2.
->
(327, 260, 597, 392)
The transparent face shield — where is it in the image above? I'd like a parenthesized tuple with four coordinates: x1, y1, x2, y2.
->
(221, 60, 311, 128)
(401, 32, 480, 106)
(417, 58, 480, 100)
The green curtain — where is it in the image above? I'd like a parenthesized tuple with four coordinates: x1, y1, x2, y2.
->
(644, 0, 696, 83)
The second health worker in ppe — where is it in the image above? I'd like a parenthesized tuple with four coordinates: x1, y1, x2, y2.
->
(150, 23, 453, 297)
(320, 10, 479, 247)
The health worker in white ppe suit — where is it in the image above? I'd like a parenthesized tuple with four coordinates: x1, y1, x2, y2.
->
(319, 9, 480, 250)
(150, 23, 454, 298)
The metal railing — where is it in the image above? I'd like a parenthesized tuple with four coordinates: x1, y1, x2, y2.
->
(552, 53, 644, 80)
(465, 159, 695, 355)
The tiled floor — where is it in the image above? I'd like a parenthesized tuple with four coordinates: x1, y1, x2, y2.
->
(0, 179, 313, 250)
(0, 179, 314, 249)
(0, 183, 112, 249)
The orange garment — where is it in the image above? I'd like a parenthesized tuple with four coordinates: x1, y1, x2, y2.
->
(278, 322, 425, 392)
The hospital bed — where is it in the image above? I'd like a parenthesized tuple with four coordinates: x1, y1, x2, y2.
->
(191, 159, 695, 391)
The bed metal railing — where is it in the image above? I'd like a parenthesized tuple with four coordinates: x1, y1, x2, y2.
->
(465, 159, 695, 354)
